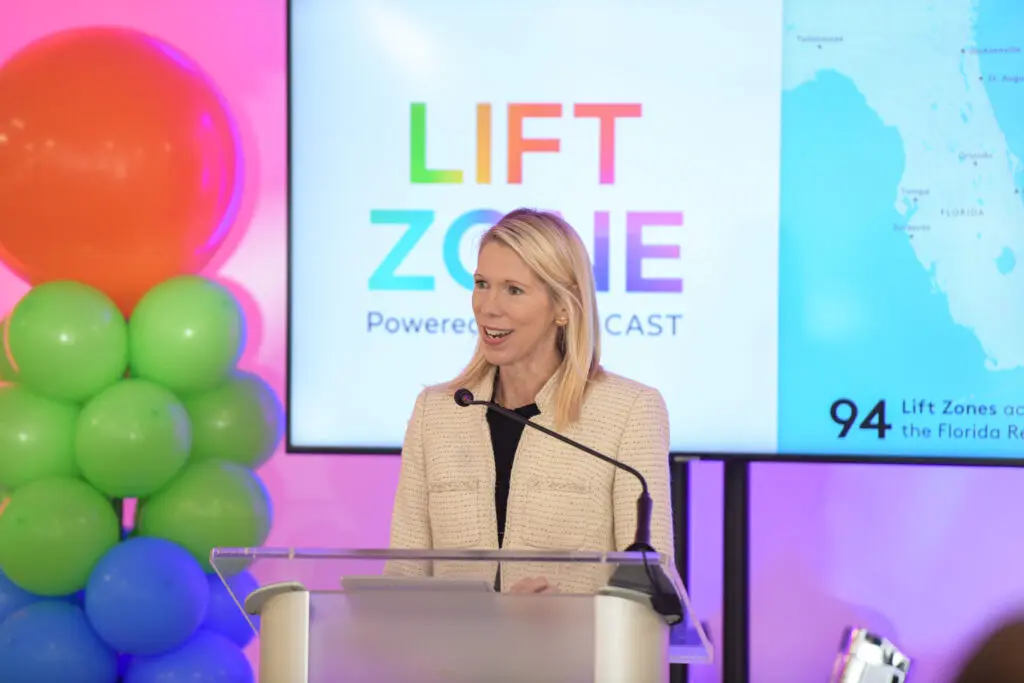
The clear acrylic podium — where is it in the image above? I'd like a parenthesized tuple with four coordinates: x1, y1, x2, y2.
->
(211, 547, 712, 683)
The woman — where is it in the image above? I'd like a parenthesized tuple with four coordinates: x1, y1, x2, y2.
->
(388, 208, 675, 594)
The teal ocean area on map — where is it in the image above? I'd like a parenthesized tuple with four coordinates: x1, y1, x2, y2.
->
(776, 0, 1024, 458)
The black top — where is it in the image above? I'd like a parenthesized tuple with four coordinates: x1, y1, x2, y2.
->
(487, 402, 540, 548)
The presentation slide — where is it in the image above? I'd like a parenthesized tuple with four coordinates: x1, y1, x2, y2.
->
(289, 0, 1024, 461)
(776, 0, 1024, 459)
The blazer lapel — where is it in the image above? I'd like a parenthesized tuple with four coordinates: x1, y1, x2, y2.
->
(467, 366, 562, 551)
(467, 368, 499, 549)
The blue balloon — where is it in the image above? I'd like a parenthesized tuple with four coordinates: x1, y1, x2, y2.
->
(0, 601, 117, 683)
(85, 537, 209, 655)
(125, 630, 253, 683)
(0, 566, 39, 623)
(203, 571, 259, 647)
(118, 653, 132, 677)
(0, 568, 90, 625)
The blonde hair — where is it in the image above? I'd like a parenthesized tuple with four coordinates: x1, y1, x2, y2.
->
(448, 208, 602, 427)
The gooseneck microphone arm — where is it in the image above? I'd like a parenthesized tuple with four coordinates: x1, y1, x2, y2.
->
(454, 387, 683, 624)
(453, 387, 653, 551)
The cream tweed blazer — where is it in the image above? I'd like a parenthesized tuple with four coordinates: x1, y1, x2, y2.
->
(387, 367, 676, 593)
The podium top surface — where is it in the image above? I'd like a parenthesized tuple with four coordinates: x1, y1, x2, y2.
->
(210, 547, 678, 598)
(211, 546, 671, 564)
(210, 547, 680, 598)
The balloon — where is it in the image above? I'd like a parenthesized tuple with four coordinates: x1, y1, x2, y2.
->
(76, 379, 191, 497)
(5, 281, 127, 403)
(129, 277, 244, 395)
(0, 566, 39, 624)
(0, 601, 118, 683)
(85, 537, 209, 656)
(0, 567, 79, 623)
(202, 570, 259, 648)
(118, 653, 132, 677)
(0, 477, 119, 595)
(185, 372, 283, 469)
(0, 384, 79, 490)
(125, 630, 252, 683)
(0, 27, 243, 315)
(0, 317, 16, 382)
(137, 461, 271, 572)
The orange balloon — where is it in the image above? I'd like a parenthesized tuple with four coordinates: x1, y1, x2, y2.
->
(0, 28, 242, 314)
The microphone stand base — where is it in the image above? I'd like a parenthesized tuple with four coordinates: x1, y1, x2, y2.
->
(609, 545, 684, 625)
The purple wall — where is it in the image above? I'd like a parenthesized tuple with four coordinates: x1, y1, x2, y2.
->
(687, 460, 1024, 682)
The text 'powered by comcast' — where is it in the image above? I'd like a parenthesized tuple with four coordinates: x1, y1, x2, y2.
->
(366, 102, 686, 338)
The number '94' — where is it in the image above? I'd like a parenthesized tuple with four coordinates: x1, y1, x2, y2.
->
(830, 399, 893, 439)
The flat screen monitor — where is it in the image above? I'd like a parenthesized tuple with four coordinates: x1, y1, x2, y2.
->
(288, 0, 1024, 463)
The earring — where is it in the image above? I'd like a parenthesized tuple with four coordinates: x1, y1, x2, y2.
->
(555, 317, 568, 326)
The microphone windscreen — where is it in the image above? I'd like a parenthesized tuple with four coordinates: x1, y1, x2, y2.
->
(453, 388, 475, 407)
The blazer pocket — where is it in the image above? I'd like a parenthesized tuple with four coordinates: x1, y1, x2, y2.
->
(518, 478, 594, 551)
(428, 478, 481, 548)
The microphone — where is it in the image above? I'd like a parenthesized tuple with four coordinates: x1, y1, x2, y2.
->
(454, 387, 653, 550)
(453, 387, 683, 623)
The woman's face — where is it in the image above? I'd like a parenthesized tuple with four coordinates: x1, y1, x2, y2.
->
(472, 242, 562, 371)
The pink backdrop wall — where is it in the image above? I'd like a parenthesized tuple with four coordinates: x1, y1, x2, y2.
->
(3, 3, 1024, 682)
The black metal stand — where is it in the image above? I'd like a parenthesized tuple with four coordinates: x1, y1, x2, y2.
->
(670, 457, 691, 683)
(723, 459, 750, 683)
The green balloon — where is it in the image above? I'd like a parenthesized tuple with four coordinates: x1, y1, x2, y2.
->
(7, 282, 127, 403)
(184, 372, 283, 469)
(0, 477, 119, 595)
(76, 379, 192, 498)
(0, 317, 17, 383)
(137, 460, 271, 572)
(129, 276, 244, 395)
(0, 385, 80, 490)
